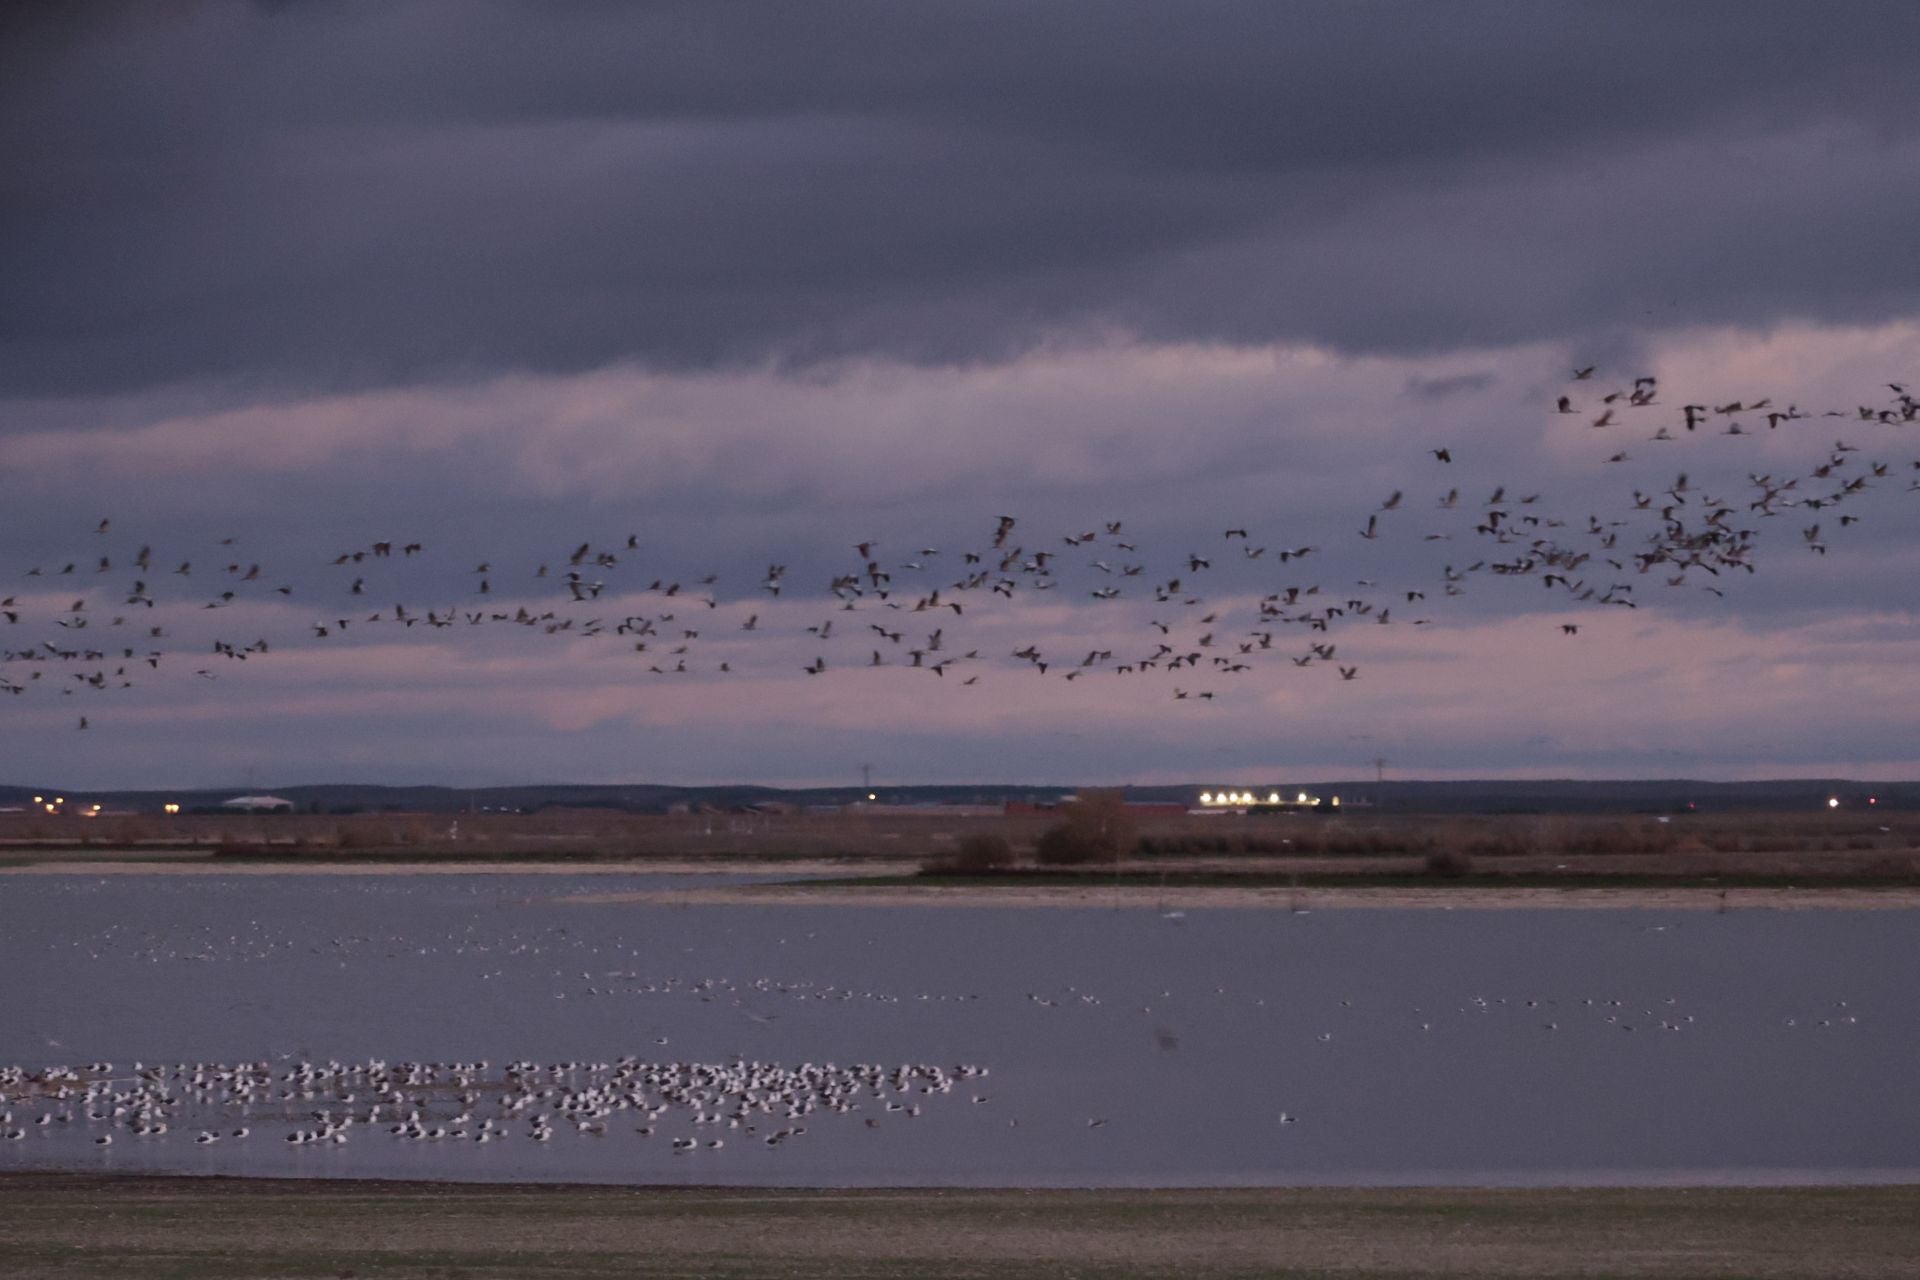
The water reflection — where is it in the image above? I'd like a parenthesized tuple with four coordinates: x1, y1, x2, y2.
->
(1, 874, 1915, 1186)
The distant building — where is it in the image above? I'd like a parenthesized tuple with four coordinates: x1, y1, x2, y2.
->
(845, 802, 1004, 818)
(1004, 794, 1095, 816)
(220, 795, 295, 813)
(1005, 796, 1188, 817)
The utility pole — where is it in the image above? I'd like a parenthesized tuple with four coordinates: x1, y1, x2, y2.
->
(861, 763, 873, 797)
(1372, 756, 1388, 810)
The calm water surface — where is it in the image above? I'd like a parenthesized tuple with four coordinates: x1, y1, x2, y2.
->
(1, 873, 1915, 1186)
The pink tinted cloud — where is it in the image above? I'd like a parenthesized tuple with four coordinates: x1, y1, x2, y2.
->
(1, 339, 1531, 504)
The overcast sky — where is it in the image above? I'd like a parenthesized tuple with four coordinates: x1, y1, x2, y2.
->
(6, 1, 1920, 791)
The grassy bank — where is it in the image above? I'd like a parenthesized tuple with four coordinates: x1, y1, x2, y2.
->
(1, 1176, 1916, 1279)
(5, 807, 1918, 867)
(887, 869, 1920, 890)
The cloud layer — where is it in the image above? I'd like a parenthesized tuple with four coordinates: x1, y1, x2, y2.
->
(10, 3, 1920, 394)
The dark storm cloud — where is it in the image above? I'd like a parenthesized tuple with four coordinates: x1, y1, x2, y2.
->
(7, 1, 1920, 399)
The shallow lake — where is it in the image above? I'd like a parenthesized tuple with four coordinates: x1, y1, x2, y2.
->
(1, 873, 1915, 1186)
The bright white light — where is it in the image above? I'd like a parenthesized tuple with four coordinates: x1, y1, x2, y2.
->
(1828, 797, 1840, 809)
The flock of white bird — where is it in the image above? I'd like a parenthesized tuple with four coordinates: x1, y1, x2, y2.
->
(0, 986, 1867, 1160)
(0, 878, 1880, 1174)
(0, 1056, 988, 1153)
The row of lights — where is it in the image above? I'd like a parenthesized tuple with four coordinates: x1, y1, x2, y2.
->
(30, 795, 102, 817)
(26, 796, 186, 817)
(1197, 790, 1340, 808)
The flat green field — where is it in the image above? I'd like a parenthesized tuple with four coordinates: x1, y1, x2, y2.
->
(2, 1176, 1917, 1279)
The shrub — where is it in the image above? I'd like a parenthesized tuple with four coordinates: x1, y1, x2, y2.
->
(1425, 848, 1474, 879)
(1461, 831, 1528, 858)
(1034, 824, 1097, 865)
(922, 832, 1017, 875)
(1033, 790, 1137, 866)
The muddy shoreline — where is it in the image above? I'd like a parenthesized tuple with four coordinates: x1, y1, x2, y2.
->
(2, 1174, 1916, 1279)
(2, 855, 1918, 908)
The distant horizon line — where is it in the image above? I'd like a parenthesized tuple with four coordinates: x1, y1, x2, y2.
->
(5, 777, 1914, 796)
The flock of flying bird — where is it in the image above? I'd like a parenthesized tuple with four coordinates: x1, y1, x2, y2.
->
(6, 369, 1920, 729)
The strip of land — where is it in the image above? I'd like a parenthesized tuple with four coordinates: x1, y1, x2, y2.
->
(1, 1175, 1916, 1279)
(0, 856, 903, 877)
(562, 879, 1920, 909)
(6, 854, 1920, 907)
